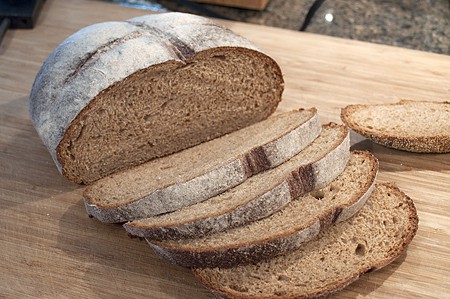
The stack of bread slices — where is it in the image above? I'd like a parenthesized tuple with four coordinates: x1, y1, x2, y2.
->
(80, 107, 418, 298)
(29, 12, 419, 298)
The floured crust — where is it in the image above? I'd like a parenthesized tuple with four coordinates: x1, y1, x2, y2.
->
(29, 12, 284, 183)
(145, 151, 377, 269)
(193, 183, 419, 299)
(341, 100, 450, 153)
(124, 124, 350, 240)
(84, 109, 321, 223)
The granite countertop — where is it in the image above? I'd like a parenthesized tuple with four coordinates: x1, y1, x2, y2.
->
(105, 0, 450, 55)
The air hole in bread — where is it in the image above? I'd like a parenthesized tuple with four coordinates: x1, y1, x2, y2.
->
(311, 190, 325, 200)
(355, 243, 366, 256)
(278, 275, 290, 281)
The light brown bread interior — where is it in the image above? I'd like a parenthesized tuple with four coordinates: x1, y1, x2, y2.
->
(193, 183, 418, 299)
(341, 100, 450, 153)
(146, 151, 377, 268)
(83, 109, 321, 222)
(57, 48, 284, 184)
(124, 123, 349, 240)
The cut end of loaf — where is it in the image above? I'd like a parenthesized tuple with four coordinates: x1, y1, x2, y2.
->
(57, 47, 283, 184)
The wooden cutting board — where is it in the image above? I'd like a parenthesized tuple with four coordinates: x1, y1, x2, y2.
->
(0, 0, 449, 298)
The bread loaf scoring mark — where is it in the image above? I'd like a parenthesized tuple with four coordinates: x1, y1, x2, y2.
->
(287, 164, 315, 198)
(63, 30, 147, 84)
(242, 147, 271, 176)
(127, 21, 195, 61)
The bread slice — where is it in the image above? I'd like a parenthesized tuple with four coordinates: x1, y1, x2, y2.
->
(124, 123, 350, 239)
(146, 151, 377, 268)
(29, 12, 284, 184)
(193, 183, 418, 299)
(84, 109, 322, 223)
(341, 100, 450, 153)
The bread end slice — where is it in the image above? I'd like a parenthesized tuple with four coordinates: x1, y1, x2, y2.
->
(341, 100, 450, 153)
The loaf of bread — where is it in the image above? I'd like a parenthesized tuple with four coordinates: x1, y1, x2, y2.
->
(146, 151, 377, 268)
(84, 109, 322, 223)
(124, 123, 349, 239)
(29, 12, 284, 184)
(193, 183, 418, 298)
(341, 100, 450, 153)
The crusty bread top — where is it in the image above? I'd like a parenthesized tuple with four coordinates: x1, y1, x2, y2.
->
(29, 12, 284, 183)
(341, 100, 450, 153)
(193, 183, 418, 299)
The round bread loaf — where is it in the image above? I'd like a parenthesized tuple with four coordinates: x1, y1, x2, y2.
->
(29, 12, 284, 184)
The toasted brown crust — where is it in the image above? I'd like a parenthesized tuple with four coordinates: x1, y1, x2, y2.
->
(192, 183, 419, 299)
(341, 100, 450, 153)
(145, 151, 378, 269)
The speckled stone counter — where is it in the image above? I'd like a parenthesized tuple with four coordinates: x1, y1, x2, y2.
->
(105, 0, 450, 55)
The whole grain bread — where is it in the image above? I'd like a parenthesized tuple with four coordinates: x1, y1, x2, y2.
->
(341, 100, 450, 153)
(124, 123, 349, 239)
(29, 12, 284, 184)
(146, 151, 377, 268)
(84, 109, 322, 223)
(193, 183, 418, 299)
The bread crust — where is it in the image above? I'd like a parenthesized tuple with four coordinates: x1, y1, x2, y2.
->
(341, 100, 450, 153)
(84, 109, 321, 223)
(124, 123, 349, 239)
(193, 183, 419, 299)
(145, 151, 377, 269)
(29, 12, 284, 183)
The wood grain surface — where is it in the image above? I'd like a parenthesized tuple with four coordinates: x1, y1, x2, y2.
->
(1, 0, 449, 298)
